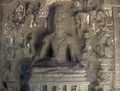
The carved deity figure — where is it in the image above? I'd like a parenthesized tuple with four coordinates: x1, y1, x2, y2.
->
(34, 1, 85, 67)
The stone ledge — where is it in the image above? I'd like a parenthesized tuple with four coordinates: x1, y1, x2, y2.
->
(30, 67, 88, 82)
(29, 81, 90, 85)
(29, 77, 87, 82)
(32, 67, 86, 73)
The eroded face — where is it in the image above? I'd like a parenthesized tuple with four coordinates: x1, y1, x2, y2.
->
(54, 24, 66, 37)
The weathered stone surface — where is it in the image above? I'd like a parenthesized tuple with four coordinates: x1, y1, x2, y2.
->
(0, 0, 117, 91)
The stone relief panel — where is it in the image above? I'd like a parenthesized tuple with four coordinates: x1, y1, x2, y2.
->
(1, 0, 115, 91)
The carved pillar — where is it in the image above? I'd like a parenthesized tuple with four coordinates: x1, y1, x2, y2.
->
(79, 82, 89, 91)
(0, 4, 3, 90)
(36, 84, 41, 91)
(113, 0, 120, 90)
(67, 84, 71, 91)
(47, 85, 52, 91)
(56, 85, 62, 91)
(29, 84, 34, 91)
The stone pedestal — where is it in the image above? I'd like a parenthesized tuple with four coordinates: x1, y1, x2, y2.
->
(29, 67, 90, 91)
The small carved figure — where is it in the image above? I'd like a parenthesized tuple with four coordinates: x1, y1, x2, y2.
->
(13, 2, 25, 26)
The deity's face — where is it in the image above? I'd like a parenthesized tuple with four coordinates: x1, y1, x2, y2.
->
(54, 25, 66, 37)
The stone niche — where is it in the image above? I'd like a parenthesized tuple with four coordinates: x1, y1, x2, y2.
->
(0, 0, 116, 91)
